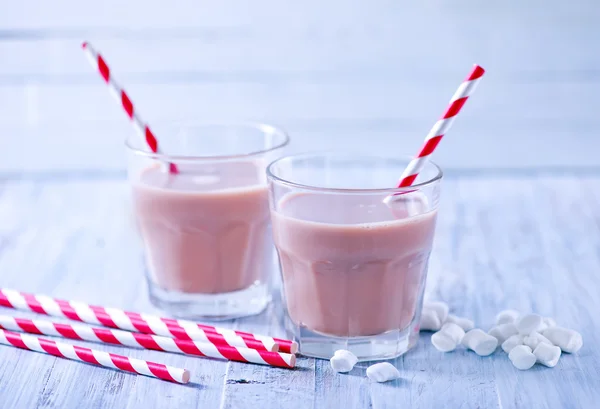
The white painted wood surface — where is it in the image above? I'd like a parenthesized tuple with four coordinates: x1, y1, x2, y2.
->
(0, 176, 597, 408)
(0, 0, 599, 407)
(1, 0, 599, 172)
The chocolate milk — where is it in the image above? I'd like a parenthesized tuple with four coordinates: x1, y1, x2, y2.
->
(132, 161, 271, 294)
(272, 193, 437, 337)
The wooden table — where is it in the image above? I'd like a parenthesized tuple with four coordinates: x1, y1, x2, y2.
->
(1, 1, 599, 407)
(0, 174, 598, 408)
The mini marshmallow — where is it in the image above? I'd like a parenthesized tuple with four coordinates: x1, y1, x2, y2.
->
(366, 362, 400, 383)
(533, 342, 562, 367)
(509, 345, 536, 370)
(446, 314, 475, 331)
(538, 317, 555, 333)
(516, 313, 544, 335)
(523, 331, 552, 350)
(461, 329, 484, 348)
(537, 317, 557, 333)
(440, 323, 466, 343)
(431, 323, 465, 352)
(488, 323, 519, 344)
(431, 331, 457, 352)
(330, 349, 358, 373)
(495, 309, 520, 325)
(420, 308, 442, 331)
(543, 327, 583, 354)
(424, 301, 449, 324)
(462, 329, 498, 356)
(501, 334, 524, 353)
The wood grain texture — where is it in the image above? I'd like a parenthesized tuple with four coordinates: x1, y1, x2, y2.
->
(0, 175, 597, 408)
(1, 0, 600, 171)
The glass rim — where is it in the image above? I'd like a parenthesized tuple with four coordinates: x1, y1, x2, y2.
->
(266, 151, 443, 194)
(125, 121, 290, 161)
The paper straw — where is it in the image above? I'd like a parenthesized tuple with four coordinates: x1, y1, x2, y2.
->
(0, 329, 189, 383)
(0, 288, 296, 354)
(391, 64, 485, 191)
(81, 41, 177, 173)
(0, 289, 275, 352)
(0, 315, 295, 369)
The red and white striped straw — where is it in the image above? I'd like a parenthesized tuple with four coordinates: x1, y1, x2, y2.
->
(0, 315, 295, 369)
(0, 288, 297, 354)
(394, 64, 485, 188)
(0, 289, 276, 352)
(81, 41, 177, 173)
(0, 328, 189, 383)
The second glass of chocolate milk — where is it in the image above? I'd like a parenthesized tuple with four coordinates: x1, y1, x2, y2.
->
(128, 123, 289, 320)
(268, 152, 441, 360)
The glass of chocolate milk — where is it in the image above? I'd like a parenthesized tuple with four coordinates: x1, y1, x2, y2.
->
(127, 123, 289, 320)
(268, 152, 441, 360)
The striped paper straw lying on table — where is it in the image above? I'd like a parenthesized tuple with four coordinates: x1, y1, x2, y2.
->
(0, 315, 295, 368)
(0, 288, 297, 354)
(0, 329, 190, 383)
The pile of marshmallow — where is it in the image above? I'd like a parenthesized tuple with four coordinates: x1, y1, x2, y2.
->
(422, 302, 583, 370)
(327, 302, 583, 381)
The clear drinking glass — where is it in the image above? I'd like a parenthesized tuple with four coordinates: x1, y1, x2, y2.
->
(267, 152, 441, 360)
(127, 123, 289, 320)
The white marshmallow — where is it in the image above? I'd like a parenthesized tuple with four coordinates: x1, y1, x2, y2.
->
(462, 329, 498, 356)
(516, 313, 544, 335)
(329, 350, 358, 373)
(440, 323, 466, 343)
(523, 331, 552, 350)
(488, 323, 519, 344)
(537, 317, 557, 333)
(431, 323, 465, 352)
(446, 314, 475, 331)
(543, 327, 583, 353)
(495, 309, 520, 325)
(501, 334, 524, 353)
(366, 362, 400, 383)
(461, 329, 484, 348)
(509, 345, 536, 370)
(424, 302, 449, 324)
(420, 308, 442, 331)
(533, 342, 562, 367)
(431, 331, 457, 352)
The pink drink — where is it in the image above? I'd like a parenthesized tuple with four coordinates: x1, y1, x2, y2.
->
(127, 123, 288, 319)
(133, 161, 270, 295)
(272, 193, 437, 337)
(267, 152, 441, 359)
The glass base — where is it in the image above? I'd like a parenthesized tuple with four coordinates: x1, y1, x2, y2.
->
(285, 319, 420, 361)
(147, 279, 271, 321)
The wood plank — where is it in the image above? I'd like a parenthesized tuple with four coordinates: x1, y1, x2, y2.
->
(0, 74, 598, 172)
(2, 12, 600, 78)
(0, 120, 597, 173)
(1, 0, 598, 39)
(3, 80, 598, 126)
